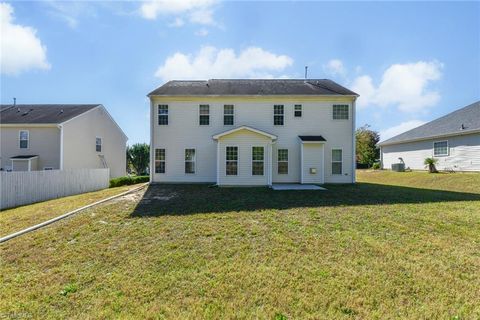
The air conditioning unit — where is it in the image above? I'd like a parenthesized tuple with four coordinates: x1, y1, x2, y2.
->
(391, 163, 405, 172)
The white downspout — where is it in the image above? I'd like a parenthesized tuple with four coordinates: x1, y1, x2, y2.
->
(149, 99, 154, 183)
(216, 140, 220, 185)
(352, 98, 357, 183)
(58, 124, 64, 170)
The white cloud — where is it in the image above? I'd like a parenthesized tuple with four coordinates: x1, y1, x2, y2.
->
(42, 1, 97, 28)
(168, 17, 185, 27)
(323, 59, 346, 77)
(380, 120, 426, 141)
(352, 61, 443, 112)
(0, 3, 50, 75)
(194, 28, 209, 36)
(155, 46, 293, 81)
(140, 0, 217, 26)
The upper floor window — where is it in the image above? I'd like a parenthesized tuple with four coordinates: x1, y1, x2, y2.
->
(332, 149, 343, 175)
(433, 141, 449, 156)
(278, 149, 288, 174)
(19, 130, 29, 149)
(294, 104, 302, 117)
(96, 137, 102, 152)
(333, 104, 349, 120)
(155, 149, 166, 173)
(199, 105, 210, 125)
(158, 105, 168, 125)
(224, 105, 234, 125)
(252, 146, 264, 176)
(185, 149, 196, 174)
(226, 146, 238, 176)
(274, 105, 284, 125)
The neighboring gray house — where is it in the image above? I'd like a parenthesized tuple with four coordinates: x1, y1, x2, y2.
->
(148, 79, 358, 186)
(379, 101, 480, 172)
(0, 104, 127, 177)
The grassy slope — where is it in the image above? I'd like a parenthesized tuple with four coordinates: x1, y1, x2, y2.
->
(1, 171, 479, 319)
(0, 185, 138, 237)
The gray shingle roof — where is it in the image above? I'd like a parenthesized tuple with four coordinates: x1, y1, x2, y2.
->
(299, 135, 327, 142)
(0, 104, 100, 124)
(148, 79, 358, 96)
(378, 101, 480, 146)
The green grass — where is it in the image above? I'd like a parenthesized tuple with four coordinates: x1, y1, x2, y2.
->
(1, 170, 480, 319)
(0, 185, 138, 237)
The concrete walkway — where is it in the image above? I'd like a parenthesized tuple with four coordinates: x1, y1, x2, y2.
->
(271, 184, 326, 191)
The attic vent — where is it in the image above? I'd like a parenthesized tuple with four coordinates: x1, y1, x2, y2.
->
(17, 108, 20, 112)
(460, 124, 466, 130)
(60, 109, 64, 113)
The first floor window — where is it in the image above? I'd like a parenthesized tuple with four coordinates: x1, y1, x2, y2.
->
(199, 104, 210, 125)
(333, 104, 349, 120)
(226, 146, 238, 176)
(185, 149, 196, 174)
(224, 105, 234, 125)
(274, 105, 284, 125)
(433, 141, 448, 156)
(278, 149, 288, 174)
(158, 105, 168, 125)
(294, 104, 302, 117)
(19, 130, 29, 149)
(252, 146, 264, 175)
(96, 137, 102, 152)
(155, 149, 165, 173)
(332, 149, 343, 174)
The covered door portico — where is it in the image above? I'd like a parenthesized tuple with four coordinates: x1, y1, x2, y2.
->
(299, 136, 326, 184)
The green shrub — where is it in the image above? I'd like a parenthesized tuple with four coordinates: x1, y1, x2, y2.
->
(372, 162, 381, 170)
(109, 175, 149, 188)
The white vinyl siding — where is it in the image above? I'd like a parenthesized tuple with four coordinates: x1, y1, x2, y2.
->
(332, 149, 343, 174)
(224, 105, 234, 126)
(19, 130, 29, 149)
(150, 99, 355, 183)
(185, 148, 196, 174)
(381, 133, 480, 172)
(158, 105, 168, 125)
(333, 104, 349, 120)
(199, 105, 210, 125)
(433, 140, 449, 156)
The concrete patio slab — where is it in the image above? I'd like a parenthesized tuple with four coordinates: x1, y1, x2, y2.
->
(271, 184, 326, 191)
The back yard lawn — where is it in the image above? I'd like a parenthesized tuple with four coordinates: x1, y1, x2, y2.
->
(1, 171, 479, 319)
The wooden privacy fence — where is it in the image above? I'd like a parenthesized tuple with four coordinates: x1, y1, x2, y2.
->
(0, 168, 110, 210)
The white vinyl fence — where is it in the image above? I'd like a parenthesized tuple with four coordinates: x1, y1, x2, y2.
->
(0, 168, 110, 210)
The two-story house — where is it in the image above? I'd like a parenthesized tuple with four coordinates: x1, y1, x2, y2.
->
(148, 79, 358, 186)
(0, 104, 127, 177)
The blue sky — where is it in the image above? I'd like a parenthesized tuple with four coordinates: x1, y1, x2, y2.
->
(1, 1, 479, 144)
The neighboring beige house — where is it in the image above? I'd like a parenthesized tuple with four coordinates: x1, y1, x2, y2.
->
(379, 101, 480, 171)
(148, 79, 358, 186)
(0, 104, 127, 177)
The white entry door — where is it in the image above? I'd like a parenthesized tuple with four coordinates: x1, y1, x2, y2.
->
(301, 143, 324, 184)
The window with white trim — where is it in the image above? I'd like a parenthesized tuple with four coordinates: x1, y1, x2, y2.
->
(96, 137, 102, 152)
(226, 146, 238, 175)
(278, 149, 288, 174)
(332, 149, 343, 174)
(252, 146, 264, 176)
(155, 149, 165, 173)
(19, 130, 29, 149)
(199, 104, 210, 125)
(224, 105, 234, 125)
(274, 105, 284, 125)
(185, 149, 196, 174)
(158, 105, 168, 125)
(294, 104, 302, 117)
(433, 141, 449, 156)
(333, 104, 349, 120)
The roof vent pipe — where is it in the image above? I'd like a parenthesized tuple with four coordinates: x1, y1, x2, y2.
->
(304, 66, 308, 80)
(13, 97, 16, 107)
